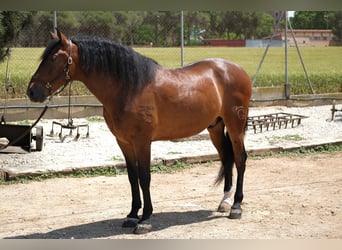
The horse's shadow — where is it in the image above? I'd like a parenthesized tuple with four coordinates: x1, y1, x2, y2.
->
(6, 210, 224, 239)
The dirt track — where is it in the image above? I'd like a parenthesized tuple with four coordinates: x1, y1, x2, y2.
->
(1, 151, 341, 239)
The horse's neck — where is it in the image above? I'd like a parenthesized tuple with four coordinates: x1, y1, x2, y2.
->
(79, 75, 124, 110)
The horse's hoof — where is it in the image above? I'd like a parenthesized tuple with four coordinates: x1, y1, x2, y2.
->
(133, 222, 152, 234)
(122, 217, 139, 228)
(217, 201, 230, 213)
(228, 207, 242, 219)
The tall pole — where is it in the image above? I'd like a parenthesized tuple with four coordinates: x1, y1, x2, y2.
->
(288, 16, 315, 94)
(284, 11, 290, 99)
(53, 11, 57, 33)
(180, 10, 184, 67)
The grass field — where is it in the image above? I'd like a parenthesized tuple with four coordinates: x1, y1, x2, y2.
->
(0, 46, 341, 98)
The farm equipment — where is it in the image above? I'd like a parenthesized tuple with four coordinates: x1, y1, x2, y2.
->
(329, 100, 342, 121)
(50, 118, 89, 142)
(247, 112, 308, 134)
(0, 121, 43, 152)
(0, 48, 44, 153)
(49, 83, 89, 142)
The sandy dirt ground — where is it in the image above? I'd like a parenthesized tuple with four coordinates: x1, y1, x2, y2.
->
(0, 151, 341, 239)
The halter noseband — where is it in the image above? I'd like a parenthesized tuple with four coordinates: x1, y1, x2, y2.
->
(45, 39, 73, 95)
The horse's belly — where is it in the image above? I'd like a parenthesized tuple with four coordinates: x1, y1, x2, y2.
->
(152, 107, 218, 141)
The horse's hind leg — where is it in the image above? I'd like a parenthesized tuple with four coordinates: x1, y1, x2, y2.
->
(207, 118, 235, 212)
(223, 106, 248, 219)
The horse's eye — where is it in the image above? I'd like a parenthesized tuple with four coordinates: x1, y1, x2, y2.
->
(52, 54, 57, 61)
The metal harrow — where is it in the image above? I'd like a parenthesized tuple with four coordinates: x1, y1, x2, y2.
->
(329, 101, 342, 121)
(247, 112, 308, 134)
(49, 83, 89, 142)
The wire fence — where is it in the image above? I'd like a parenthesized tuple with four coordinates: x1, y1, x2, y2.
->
(1, 11, 260, 99)
(13, 11, 202, 68)
(0, 11, 341, 100)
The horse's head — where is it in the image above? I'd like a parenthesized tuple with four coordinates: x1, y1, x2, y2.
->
(27, 30, 74, 102)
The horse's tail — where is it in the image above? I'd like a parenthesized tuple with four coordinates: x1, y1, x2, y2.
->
(214, 162, 227, 186)
(214, 128, 234, 186)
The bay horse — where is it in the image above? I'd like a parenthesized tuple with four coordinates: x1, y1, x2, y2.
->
(27, 30, 252, 234)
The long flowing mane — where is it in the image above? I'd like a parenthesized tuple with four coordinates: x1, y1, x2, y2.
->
(70, 36, 159, 91)
(39, 36, 154, 94)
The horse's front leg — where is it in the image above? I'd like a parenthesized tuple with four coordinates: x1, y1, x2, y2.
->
(133, 141, 153, 234)
(116, 139, 142, 228)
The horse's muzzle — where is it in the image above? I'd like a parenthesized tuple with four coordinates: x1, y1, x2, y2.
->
(27, 83, 48, 103)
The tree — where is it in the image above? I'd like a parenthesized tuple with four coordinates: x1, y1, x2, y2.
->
(18, 11, 54, 47)
(0, 11, 34, 61)
(184, 11, 210, 45)
(158, 11, 180, 46)
(331, 11, 342, 41)
(113, 11, 146, 45)
(251, 12, 274, 39)
(290, 11, 333, 29)
(57, 11, 80, 36)
(210, 11, 272, 40)
(0, 11, 292, 49)
(142, 11, 163, 46)
(78, 11, 117, 39)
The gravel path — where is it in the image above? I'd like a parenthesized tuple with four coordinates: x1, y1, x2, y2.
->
(1, 105, 342, 176)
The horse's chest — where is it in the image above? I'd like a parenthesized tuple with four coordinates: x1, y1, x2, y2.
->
(103, 105, 156, 142)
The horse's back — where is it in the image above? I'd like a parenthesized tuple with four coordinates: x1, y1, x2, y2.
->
(181, 58, 252, 103)
(148, 58, 251, 141)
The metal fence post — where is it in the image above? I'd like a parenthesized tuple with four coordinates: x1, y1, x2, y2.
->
(180, 10, 184, 67)
(53, 11, 57, 33)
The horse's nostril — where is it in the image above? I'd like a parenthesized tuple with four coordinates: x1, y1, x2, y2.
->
(27, 86, 46, 103)
(27, 86, 39, 101)
(27, 89, 34, 98)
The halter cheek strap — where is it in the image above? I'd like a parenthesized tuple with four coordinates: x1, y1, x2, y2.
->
(65, 39, 73, 80)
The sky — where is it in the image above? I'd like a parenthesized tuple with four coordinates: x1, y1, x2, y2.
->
(288, 11, 295, 18)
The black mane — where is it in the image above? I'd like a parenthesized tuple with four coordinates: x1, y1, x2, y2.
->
(70, 35, 159, 92)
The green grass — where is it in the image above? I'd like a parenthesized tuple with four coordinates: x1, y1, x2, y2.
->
(266, 134, 306, 145)
(249, 143, 342, 160)
(0, 46, 341, 98)
(0, 166, 119, 185)
(0, 159, 194, 185)
(86, 116, 105, 122)
(137, 46, 342, 95)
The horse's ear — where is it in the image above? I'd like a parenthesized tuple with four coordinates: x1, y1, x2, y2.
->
(56, 29, 69, 48)
(50, 31, 58, 39)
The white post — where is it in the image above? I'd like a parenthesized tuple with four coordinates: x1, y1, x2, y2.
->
(53, 11, 57, 33)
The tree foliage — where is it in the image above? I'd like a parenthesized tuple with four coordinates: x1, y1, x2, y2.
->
(0, 11, 34, 61)
(12, 11, 276, 47)
(290, 11, 333, 29)
(290, 11, 342, 41)
(2, 10, 342, 50)
(330, 11, 342, 40)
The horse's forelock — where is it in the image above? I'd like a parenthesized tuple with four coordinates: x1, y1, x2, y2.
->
(41, 38, 60, 61)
